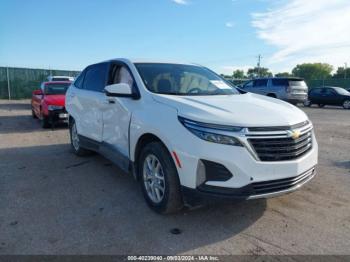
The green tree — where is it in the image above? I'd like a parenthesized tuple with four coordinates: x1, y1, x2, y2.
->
(292, 63, 333, 80)
(247, 67, 272, 78)
(332, 66, 350, 79)
(275, 72, 293, 77)
(232, 69, 245, 79)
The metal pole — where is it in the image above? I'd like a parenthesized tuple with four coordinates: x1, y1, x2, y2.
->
(345, 63, 347, 79)
(6, 67, 11, 100)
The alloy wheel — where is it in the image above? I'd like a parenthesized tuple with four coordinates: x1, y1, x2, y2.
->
(143, 154, 165, 204)
(71, 123, 80, 151)
(343, 100, 350, 109)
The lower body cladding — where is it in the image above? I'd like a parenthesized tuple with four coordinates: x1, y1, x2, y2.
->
(174, 133, 318, 205)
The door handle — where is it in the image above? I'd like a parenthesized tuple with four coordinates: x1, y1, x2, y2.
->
(106, 98, 115, 104)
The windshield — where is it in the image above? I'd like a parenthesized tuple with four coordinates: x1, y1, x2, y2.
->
(135, 63, 239, 96)
(44, 83, 70, 95)
(334, 87, 350, 95)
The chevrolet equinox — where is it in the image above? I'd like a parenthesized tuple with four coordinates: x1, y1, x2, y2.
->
(66, 59, 318, 214)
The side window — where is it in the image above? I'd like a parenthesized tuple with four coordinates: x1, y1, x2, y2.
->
(83, 63, 108, 92)
(254, 79, 268, 87)
(324, 88, 336, 96)
(108, 64, 134, 87)
(310, 88, 321, 95)
(272, 79, 288, 86)
(74, 70, 85, 89)
(244, 81, 253, 88)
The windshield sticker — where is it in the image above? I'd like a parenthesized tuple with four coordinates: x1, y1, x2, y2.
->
(210, 80, 231, 89)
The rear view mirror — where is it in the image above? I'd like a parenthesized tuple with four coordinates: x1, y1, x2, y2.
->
(33, 89, 43, 95)
(105, 83, 133, 97)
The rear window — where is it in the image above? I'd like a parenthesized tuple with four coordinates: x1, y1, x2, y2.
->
(289, 80, 307, 86)
(44, 83, 70, 95)
(52, 77, 71, 81)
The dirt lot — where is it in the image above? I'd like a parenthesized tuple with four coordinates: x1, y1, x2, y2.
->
(0, 99, 349, 255)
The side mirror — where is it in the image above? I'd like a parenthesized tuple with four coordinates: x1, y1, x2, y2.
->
(105, 83, 134, 97)
(33, 89, 43, 95)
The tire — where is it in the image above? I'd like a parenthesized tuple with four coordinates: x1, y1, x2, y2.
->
(69, 119, 92, 156)
(41, 115, 50, 128)
(318, 104, 325, 108)
(138, 142, 183, 214)
(343, 100, 350, 109)
(303, 100, 311, 107)
(31, 108, 38, 119)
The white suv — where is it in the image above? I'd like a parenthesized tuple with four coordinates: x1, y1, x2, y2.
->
(66, 59, 318, 214)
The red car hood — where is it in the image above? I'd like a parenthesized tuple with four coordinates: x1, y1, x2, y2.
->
(44, 94, 66, 106)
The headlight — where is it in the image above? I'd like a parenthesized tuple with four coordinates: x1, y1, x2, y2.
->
(48, 105, 64, 111)
(178, 116, 244, 146)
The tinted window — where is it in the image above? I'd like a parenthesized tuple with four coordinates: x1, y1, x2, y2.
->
(254, 79, 268, 87)
(83, 63, 108, 92)
(44, 83, 71, 95)
(74, 70, 85, 89)
(322, 88, 336, 96)
(244, 81, 253, 88)
(272, 79, 288, 86)
(310, 88, 321, 95)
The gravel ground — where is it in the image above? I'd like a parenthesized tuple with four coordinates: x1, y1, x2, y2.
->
(0, 100, 349, 255)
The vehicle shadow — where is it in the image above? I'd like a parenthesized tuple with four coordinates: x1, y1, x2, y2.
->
(0, 144, 266, 255)
(0, 102, 31, 111)
(0, 115, 67, 134)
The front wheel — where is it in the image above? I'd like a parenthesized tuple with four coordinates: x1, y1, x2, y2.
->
(138, 142, 183, 214)
(343, 100, 350, 109)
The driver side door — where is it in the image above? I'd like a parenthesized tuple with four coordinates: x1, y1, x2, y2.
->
(101, 63, 135, 171)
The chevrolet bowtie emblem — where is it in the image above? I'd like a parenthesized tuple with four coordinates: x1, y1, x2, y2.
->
(287, 130, 301, 139)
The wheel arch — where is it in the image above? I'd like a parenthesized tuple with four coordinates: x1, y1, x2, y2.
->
(133, 133, 173, 181)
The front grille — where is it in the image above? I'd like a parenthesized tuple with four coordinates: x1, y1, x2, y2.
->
(248, 131, 312, 161)
(252, 168, 315, 195)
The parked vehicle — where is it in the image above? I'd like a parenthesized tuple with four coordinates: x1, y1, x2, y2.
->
(47, 76, 74, 82)
(241, 77, 308, 104)
(66, 59, 318, 214)
(304, 86, 350, 109)
(31, 81, 71, 128)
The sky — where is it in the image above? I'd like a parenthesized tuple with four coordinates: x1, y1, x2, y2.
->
(0, 0, 349, 75)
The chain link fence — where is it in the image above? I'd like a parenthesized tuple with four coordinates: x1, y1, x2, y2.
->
(0, 67, 80, 99)
(1, 67, 350, 99)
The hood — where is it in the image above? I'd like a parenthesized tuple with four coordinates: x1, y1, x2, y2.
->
(44, 94, 66, 107)
(152, 93, 308, 127)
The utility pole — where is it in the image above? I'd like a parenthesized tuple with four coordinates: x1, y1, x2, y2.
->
(257, 54, 262, 77)
(6, 67, 11, 100)
(345, 63, 347, 79)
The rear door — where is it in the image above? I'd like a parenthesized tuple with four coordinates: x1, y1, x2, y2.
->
(74, 63, 108, 141)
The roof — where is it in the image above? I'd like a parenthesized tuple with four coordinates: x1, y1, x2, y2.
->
(104, 58, 197, 66)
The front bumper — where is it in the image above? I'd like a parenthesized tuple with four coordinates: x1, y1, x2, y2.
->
(182, 167, 316, 205)
(47, 109, 69, 124)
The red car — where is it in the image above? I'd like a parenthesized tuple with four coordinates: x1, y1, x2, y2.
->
(31, 81, 71, 128)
